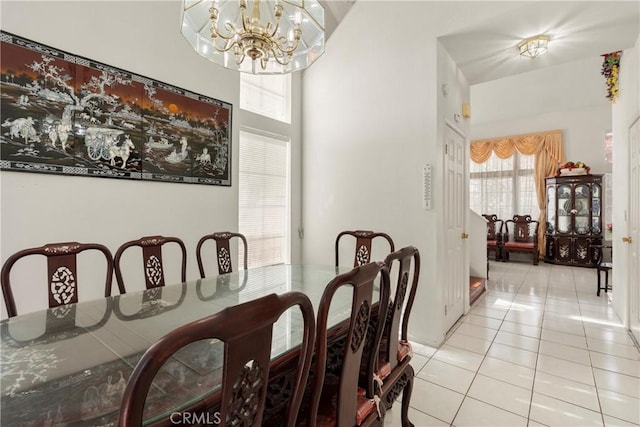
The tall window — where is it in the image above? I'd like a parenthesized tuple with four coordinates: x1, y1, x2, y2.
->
(470, 152, 537, 220)
(239, 130, 290, 267)
(240, 73, 291, 123)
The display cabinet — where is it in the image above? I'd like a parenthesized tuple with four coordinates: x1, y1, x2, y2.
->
(544, 174, 603, 266)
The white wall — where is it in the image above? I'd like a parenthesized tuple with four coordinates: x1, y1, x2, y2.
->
(0, 1, 303, 317)
(471, 57, 613, 175)
(302, 1, 471, 346)
(611, 36, 640, 324)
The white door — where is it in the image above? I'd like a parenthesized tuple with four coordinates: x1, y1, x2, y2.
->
(629, 117, 640, 344)
(443, 122, 466, 332)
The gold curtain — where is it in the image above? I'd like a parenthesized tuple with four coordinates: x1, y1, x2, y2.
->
(471, 130, 565, 258)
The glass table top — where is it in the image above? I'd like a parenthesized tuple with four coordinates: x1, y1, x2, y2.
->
(1, 264, 352, 425)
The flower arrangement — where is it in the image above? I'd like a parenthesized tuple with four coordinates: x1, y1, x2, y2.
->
(607, 223, 613, 232)
(601, 51, 622, 103)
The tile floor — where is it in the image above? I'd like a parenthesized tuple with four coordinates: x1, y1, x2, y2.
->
(385, 261, 640, 426)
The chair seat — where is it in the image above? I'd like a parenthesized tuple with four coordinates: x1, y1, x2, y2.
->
(599, 262, 613, 270)
(504, 241, 534, 249)
(487, 240, 499, 247)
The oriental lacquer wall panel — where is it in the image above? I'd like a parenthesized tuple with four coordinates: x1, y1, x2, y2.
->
(0, 31, 232, 186)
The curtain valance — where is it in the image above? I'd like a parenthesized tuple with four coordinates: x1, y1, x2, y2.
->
(470, 130, 564, 164)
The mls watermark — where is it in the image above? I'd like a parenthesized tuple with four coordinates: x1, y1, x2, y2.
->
(170, 411, 221, 425)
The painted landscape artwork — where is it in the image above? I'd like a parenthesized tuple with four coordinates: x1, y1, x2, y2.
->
(0, 32, 232, 185)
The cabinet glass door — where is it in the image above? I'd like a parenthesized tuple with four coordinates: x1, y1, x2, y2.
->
(557, 184, 571, 233)
(574, 184, 590, 235)
(546, 186, 556, 232)
(592, 184, 601, 234)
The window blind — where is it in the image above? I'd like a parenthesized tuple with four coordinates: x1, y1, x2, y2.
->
(239, 130, 290, 268)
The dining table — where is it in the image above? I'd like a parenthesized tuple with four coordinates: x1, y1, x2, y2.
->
(0, 264, 355, 426)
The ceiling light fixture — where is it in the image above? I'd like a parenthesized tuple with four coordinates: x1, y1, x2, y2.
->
(517, 35, 550, 58)
(181, 0, 325, 74)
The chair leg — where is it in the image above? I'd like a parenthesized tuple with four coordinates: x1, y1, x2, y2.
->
(597, 270, 602, 296)
(399, 365, 415, 427)
(605, 270, 609, 293)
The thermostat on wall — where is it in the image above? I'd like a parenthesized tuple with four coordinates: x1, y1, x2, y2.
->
(423, 164, 433, 209)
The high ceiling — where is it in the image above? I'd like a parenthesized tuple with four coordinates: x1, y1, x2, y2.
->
(321, 1, 640, 85)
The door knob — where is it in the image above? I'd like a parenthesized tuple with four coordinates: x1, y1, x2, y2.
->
(461, 233, 469, 239)
(622, 236, 633, 243)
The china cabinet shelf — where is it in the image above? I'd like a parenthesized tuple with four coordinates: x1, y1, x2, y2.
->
(545, 174, 603, 267)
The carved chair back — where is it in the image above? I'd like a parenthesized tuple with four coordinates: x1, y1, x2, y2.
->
(308, 262, 390, 427)
(482, 214, 503, 241)
(196, 232, 248, 278)
(114, 235, 187, 293)
(1, 242, 114, 318)
(382, 246, 420, 371)
(335, 230, 395, 267)
(504, 215, 539, 243)
(119, 291, 315, 427)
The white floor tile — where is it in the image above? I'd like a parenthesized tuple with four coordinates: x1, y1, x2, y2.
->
(530, 392, 604, 426)
(452, 322, 499, 341)
(538, 339, 592, 366)
(409, 377, 464, 424)
(499, 319, 542, 339)
(593, 368, 640, 399)
(487, 342, 538, 369)
(541, 328, 588, 349)
(587, 336, 640, 361)
(494, 329, 540, 352)
(585, 327, 636, 346)
(536, 354, 595, 385)
(417, 358, 475, 394)
(603, 414, 640, 426)
(445, 331, 493, 355)
(590, 352, 640, 378)
(533, 371, 599, 411)
(477, 356, 535, 389)
(432, 344, 485, 372)
(452, 397, 528, 426)
(463, 313, 503, 330)
(598, 389, 640, 424)
(467, 374, 532, 417)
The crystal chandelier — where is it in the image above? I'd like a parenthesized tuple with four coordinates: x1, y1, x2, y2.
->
(517, 35, 550, 58)
(181, 0, 325, 74)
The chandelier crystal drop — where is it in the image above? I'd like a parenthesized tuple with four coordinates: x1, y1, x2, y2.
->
(181, 0, 325, 74)
(517, 35, 550, 59)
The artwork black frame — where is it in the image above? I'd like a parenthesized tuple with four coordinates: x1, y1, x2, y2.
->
(0, 31, 232, 186)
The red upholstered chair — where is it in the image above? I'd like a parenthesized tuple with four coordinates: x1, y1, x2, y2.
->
(378, 246, 420, 427)
(1, 242, 114, 317)
(114, 235, 187, 293)
(482, 214, 503, 261)
(119, 291, 315, 427)
(335, 230, 395, 267)
(196, 231, 248, 278)
(308, 262, 390, 427)
(503, 215, 540, 265)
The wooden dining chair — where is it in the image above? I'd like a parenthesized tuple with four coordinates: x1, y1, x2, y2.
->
(308, 262, 390, 427)
(335, 230, 395, 267)
(119, 291, 316, 427)
(379, 246, 420, 427)
(502, 215, 540, 265)
(196, 231, 248, 278)
(482, 214, 504, 262)
(1, 242, 114, 317)
(113, 235, 187, 293)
